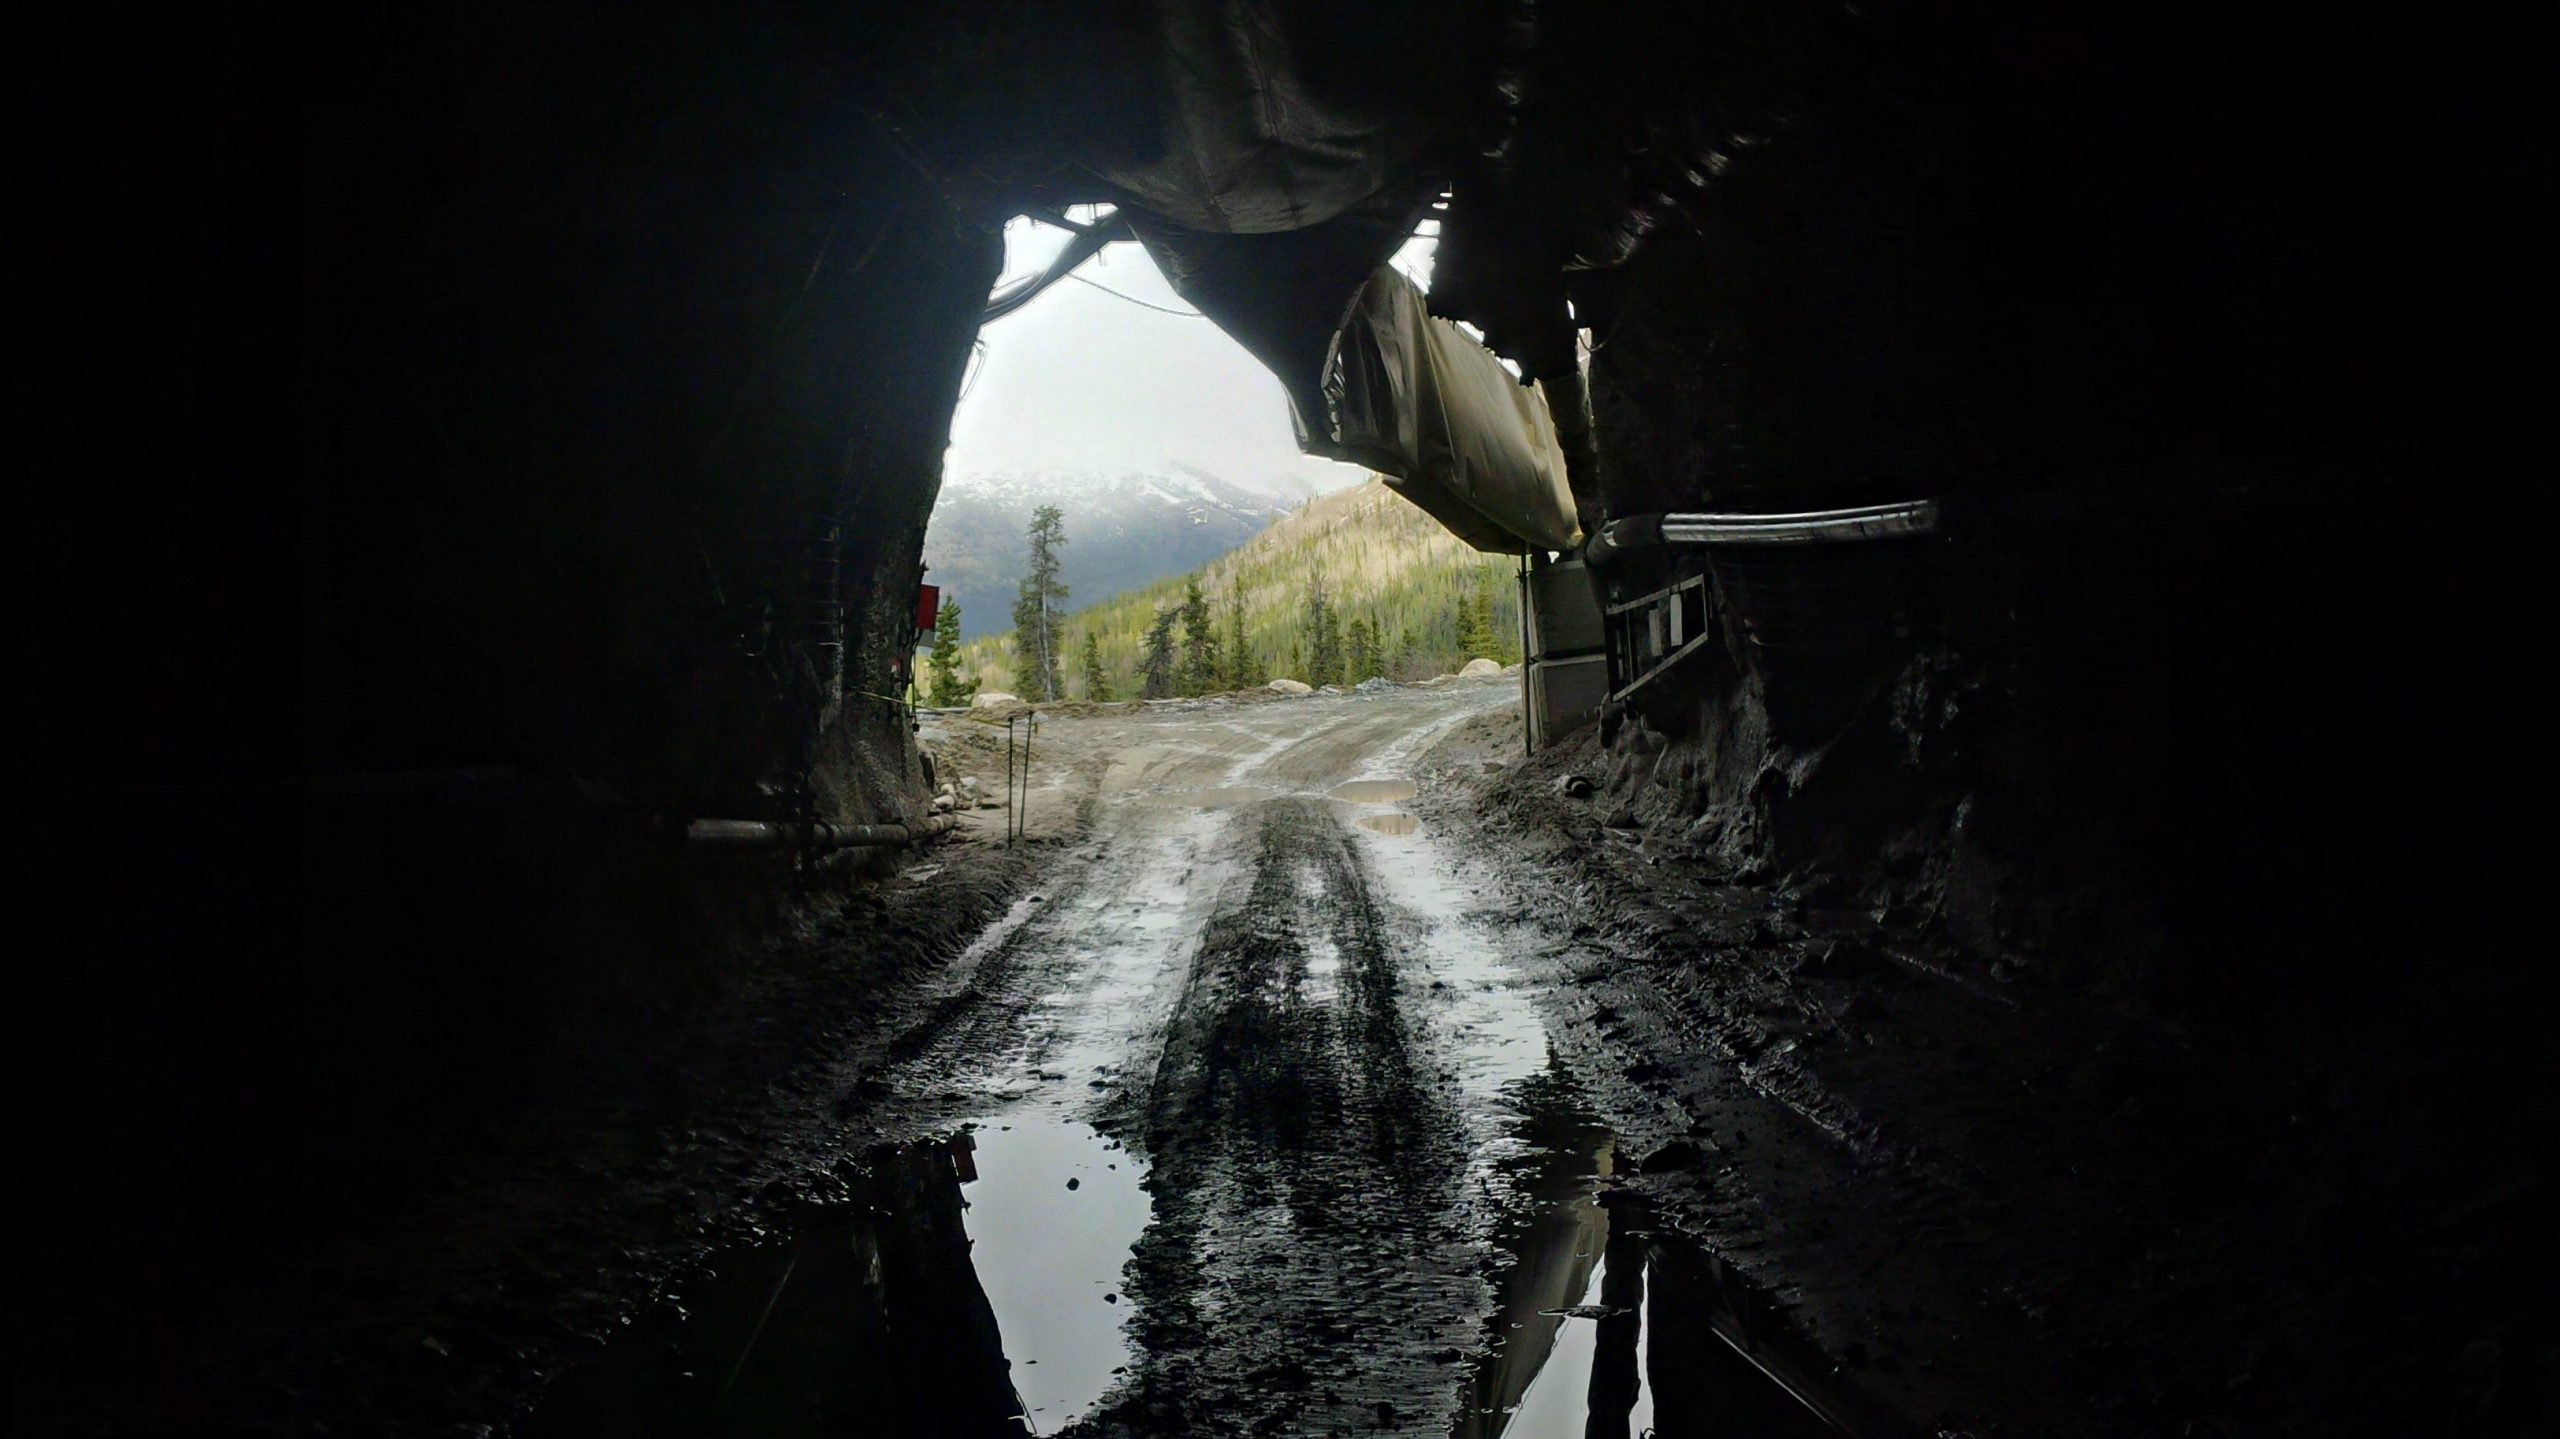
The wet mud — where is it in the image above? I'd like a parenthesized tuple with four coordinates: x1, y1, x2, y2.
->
(537, 1073, 1887, 1439)
(529, 681, 1883, 1438)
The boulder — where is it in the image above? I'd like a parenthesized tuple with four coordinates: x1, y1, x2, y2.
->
(1266, 678, 1313, 695)
(1458, 657, 1502, 677)
(971, 691, 1022, 709)
(1354, 676, 1394, 693)
(1318, 684, 1346, 695)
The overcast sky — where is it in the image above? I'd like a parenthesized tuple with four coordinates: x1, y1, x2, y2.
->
(944, 212, 1433, 489)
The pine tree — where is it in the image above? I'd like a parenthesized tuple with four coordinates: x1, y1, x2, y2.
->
(1224, 582, 1258, 687)
(1346, 616, 1379, 682)
(1139, 605, 1179, 699)
(1177, 578, 1221, 696)
(927, 596, 979, 707)
(1011, 505, 1070, 701)
(1305, 574, 1344, 687)
(1079, 628, 1111, 702)
(1455, 573, 1498, 662)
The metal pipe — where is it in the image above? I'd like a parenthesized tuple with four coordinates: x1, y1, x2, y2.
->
(1588, 499, 1938, 562)
(1660, 498, 1938, 544)
(684, 815, 957, 849)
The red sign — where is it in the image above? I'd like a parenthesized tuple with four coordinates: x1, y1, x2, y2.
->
(914, 583, 942, 636)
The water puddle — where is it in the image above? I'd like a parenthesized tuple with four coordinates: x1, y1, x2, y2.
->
(1331, 778, 1420, 804)
(1496, 1250, 1651, 1438)
(1459, 1067, 1619, 1437)
(528, 1121, 1151, 1439)
(1458, 1063, 1905, 1439)
(525, 1136, 1037, 1438)
(527, 1103, 1884, 1439)
(954, 1117, 1150, 1429)
(1359, 812, 1422, 836)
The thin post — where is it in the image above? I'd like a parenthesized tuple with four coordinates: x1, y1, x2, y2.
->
(1018, 713, 1034, 839)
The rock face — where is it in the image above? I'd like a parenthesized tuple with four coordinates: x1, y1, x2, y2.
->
(1459, 658, 1503, 677)
(970, 692, 1023, 709)
(1266, 679, 1314, 695)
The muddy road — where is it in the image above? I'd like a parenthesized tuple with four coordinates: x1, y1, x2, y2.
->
(529, 678, 1855, 1438)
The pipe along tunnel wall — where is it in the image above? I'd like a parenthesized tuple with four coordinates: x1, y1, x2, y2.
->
(16, 1, 2551, 1431)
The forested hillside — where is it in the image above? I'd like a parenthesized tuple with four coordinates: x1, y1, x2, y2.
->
(955, 478, 1523, 700)
(921, 466, 1330, 640)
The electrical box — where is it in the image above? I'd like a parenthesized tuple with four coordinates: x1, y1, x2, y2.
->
(1522, 557, 1605, 750)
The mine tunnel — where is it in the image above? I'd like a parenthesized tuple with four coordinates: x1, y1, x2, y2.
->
(17, 2, 2552, 1434)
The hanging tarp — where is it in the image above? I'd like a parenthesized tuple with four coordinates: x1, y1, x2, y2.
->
(1314, 266, 1581, 554)
(1086, 1, 1470, 235)
(1127, 196, 1422, 444)
(1129, 220, 1580, 556)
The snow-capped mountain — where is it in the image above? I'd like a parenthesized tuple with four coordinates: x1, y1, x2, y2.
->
(923, 464, 1353, 639)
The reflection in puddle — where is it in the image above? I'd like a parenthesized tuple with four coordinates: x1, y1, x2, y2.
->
(1460, 1061, 1874, 1439)
(956, 1118, 1149, 1429)
(1459, 1064, 1617, 1438)
(530, 936, 1882, 1438)
(1331, 778, 1420, 804)
(1501, 1249, 1653, 1438)
(524, 1137, 1033, 1438)
(525, 1123, 1152, 1439)
(1360, 812, 1422, 836)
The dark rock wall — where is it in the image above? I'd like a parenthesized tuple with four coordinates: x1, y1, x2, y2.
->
(1586, 3, 2545, 1020)
(1573, 15, 2553, 1421)
(19, 2, 1000, 1361)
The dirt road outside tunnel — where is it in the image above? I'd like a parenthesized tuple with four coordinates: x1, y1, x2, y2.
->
(533, 677, 1860, 1437)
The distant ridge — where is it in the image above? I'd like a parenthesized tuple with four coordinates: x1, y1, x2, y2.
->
(957, 476, 1523, 695)
(922, 465, 1344, 639)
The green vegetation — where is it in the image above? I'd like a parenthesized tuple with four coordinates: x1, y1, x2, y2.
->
(1178, 579, 1222, 695)
(1079, 628, 1111, 702)
(1010, 505, 1069, 701)
(925, 595, 977, 707)
(1455, 570, 1501, 663)
(958, 477, 1524, 698)
(1303, 575, 1345, 687)
(1138, 606, 1179, 699)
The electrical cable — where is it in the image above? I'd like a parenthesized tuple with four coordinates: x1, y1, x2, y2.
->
(1063, 271, 1206, 318)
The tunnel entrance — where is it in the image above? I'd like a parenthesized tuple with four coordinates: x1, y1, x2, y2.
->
(29, 2, 2546, 1434)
